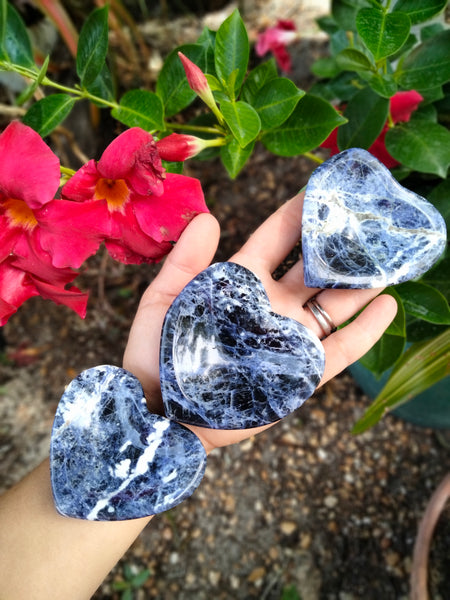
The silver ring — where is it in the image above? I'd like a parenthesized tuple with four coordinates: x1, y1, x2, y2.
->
(304, 296, 337, 339)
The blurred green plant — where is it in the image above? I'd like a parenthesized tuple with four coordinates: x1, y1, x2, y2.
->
(111, 563, 151, 600)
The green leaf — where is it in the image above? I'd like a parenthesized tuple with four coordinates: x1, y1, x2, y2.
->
(335, 48, 373, 72)
(2, 3, 35, 68)
(422, 250, 450, 301)
(215, 9, 249, 95)
(311, 57, 341, 79)
(262, 94, 347, 156)
(428, 179, 450, 230)
(156, 44, 207, 118)
(131, 568, 151, 588)
(253, 78, 304, 129)
(332, 0, 372, 31)
(85, 62, 115, 103)
(23, 94, 75, 137)
(337, 86, 389, 150)
(16, 55, 49, 106)
(359, 331, 406, 378)
(396, 281, 450, 325)
(368, 73, 398, 97)
(241, 59, 278, 104)
(220, 138, 254, 178)
(111, 90, 164, 131)
(76, 5, 109, 87)
(356, 7, 410, 60)
(384, 288, 406, 337)
(0, 0, 6, 59)
(421, 23, 445, 43)
(397, 29, 450, 90)
(406, 317, 447, 343)
(392, 0, 448, 25)
(353, 328, 450, 433)
(385, 120, 450, 178)
(221, 100, 260, 147)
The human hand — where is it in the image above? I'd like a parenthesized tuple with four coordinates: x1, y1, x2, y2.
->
(123, 192, 397, 452)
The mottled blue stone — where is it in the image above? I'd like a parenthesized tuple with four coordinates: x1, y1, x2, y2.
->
(302, 148, 447, 289)
(160, 262, 325, 429)
(50, 366, 206, 520)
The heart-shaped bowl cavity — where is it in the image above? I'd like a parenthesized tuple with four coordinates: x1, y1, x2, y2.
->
(302, 148, 447, 289)
(50, 365, 207, 520)
(160, 262, 325, 429)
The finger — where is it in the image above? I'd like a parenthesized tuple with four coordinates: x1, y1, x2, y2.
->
(142, 212, 220, 306)
(231, 193, 304, 275)
(320, 293, 398, 384)
(123, 213, 220, 406)
(301, 287, 387, 339)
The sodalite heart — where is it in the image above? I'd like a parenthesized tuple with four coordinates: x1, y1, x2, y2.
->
(160, 262, 325, 429)
(302, 148, 447, 288)
(50, 366, 206, 520)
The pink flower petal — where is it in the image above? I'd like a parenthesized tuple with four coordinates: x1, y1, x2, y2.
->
(0, 263, 37, 325)
(61, 160, 100, 202)
(0, 121, 60, 209)
(390, 90, 423, 123)
(134, 173, 208, 243)
(38, 198, 112, 268)
(30, 277, 88, 319)
(98, 128, 165, 197)
(105, 206, 173, 264)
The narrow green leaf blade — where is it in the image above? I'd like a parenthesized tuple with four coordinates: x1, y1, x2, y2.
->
(221, 100, 260, 147)
(111, 90, 164, 131)
(76, 5, 109, 87)
(385, 120, 450, 178)
(220, 138, 254, 178)
(0, 0, 7, 60)
(23, 94, 76, 137)
(337, 86, 389, 150)
(356, 7, 410, 60)
(215, 9, 249, 94)
(253, 78, 304, 129)
(392, 0, 447, 25)
(396, 281, 450, 325)
(397, 29, 450, 90)
(262, 94, 347, 157)
(85, 62, 115, 103)
(353, 328, 450, 433)
(156, 44, 207, 118)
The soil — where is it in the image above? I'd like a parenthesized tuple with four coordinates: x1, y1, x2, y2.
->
(1, 2, 450, 599)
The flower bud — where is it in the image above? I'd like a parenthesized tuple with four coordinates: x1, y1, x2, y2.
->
(156, 133, 225, 162)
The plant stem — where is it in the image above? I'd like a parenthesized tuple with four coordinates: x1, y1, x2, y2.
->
(167, 122, 225, 135)
(303, 151, 324, 165)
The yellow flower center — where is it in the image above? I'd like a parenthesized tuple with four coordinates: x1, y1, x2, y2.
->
(3, 198, 38, 231)
(94, 178, 130, 212)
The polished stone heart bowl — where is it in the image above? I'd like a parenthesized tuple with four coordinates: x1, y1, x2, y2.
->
(50, 366, 207, 520)
(160, 262, 325, 429)
(302, 148, 447, 289)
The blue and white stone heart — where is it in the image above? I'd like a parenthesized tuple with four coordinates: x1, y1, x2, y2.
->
(160, 262, 325, 429)
(50, 365, 206, 520)
(302, 148, 447, 289)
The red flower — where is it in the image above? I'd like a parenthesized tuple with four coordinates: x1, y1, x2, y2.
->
(58, 127, 209, 265)
(321, 91, 423, 168)
(255, 20, 298, 72)
(0, 121, 88, 324)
